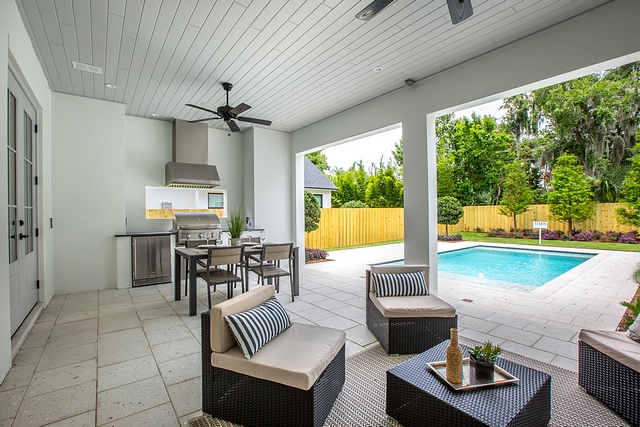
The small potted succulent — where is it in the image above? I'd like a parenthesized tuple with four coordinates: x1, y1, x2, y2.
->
(468, 341, 502, 381)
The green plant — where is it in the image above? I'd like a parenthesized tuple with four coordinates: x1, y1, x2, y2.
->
(304, 191, 321, 233)
(341, 200, 368, 208)
(468, 341, 502, 364)
(620, 296, 640, 328)
(437, 196, 464, 237)
(227, 206, 246, 239)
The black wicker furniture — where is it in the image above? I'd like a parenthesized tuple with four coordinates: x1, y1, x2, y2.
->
(386, 340, 552, 427)
(201, 286, 346, 427)
(366, 265, 457, 354)
(578, 329, 640, 427)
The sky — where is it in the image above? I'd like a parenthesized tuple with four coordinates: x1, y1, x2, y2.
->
(323, 99, 505, 171)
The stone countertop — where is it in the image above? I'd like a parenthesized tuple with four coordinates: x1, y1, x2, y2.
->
(115, 231, 176, 237)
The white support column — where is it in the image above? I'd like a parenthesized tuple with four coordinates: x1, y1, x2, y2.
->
(402, 113, 438, 293)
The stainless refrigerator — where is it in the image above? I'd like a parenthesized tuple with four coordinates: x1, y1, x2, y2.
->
(131, 235, 172, 287)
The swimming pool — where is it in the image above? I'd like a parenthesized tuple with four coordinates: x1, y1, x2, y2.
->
(383, 246, 595, 292)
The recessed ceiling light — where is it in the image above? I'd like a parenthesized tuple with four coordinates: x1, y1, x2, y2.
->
(105, 83, 116, 89)
(356, 0, 396, 21)
(151, 113, 160, 117)
(373, 66, 384, 73)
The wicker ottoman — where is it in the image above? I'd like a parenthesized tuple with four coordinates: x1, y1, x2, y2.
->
(386, 341, 551, 427)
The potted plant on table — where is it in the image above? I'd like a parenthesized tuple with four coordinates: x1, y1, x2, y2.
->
(468, 341, 502, 381)
(227, 206, 246, 246)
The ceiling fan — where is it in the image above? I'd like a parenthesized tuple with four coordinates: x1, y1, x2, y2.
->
(186, 82, 272, 132)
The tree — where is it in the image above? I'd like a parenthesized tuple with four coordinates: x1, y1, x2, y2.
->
(498, 162, 535, 231)
(365, 163, 404, 207)
(305, 151, 329, 173)
(304, 191, 321, 233)
(616, 147, 640, 226)
(330, 162, 369, 207)
(341, 200, 368, 208)
(392, 139, 403, 170)
(547, 153, 595, 232)
(438, 196, 464, 236)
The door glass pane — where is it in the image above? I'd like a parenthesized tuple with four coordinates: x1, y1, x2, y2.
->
(24, 160, 32, 207)
(8, 208, 16, 263)
(24, 113, 32, 161)
(24, 207, 33, 255)
(8, 92, 16, 150)
(8, 150, 16, 205)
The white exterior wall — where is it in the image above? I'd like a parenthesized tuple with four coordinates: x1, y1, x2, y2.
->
(125, 116, 172, 232)
(306, 189, 332, 208)
(0, 0, 54, 381)
(209, 128, 244, 225)
(51, 93, 126, 294)
(291, 0, 640, 290)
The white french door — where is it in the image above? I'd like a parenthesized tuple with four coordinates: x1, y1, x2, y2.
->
(8, 70, 39, 336)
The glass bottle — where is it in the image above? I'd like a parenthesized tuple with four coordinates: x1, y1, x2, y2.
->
(446, 328, 463, 384)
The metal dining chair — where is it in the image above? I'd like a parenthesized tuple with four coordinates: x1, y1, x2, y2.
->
(248, 243, 294, 302)
(198, 245, 245, 308)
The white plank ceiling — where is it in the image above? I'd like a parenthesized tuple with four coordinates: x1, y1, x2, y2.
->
(17, 0, 612, 133)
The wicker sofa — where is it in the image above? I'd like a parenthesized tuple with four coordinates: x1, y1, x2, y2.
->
(201, 286, 346, 427)
(578, 329, 640, 427)
(366, 264, 457, 354)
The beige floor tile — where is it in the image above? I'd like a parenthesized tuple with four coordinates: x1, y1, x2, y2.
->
(344, 340, 366, 357)
(533, 336, 578, 359)
(137, 306, 176, 321)
(20, 331, 50, 350)
(151, 336, 200, 364)
(295, 307, 334, 322)
(98, 300, 135, 313)
(166, 376, 201, 418)
(157, 352, 201, 386)
(96, 376, 169, 426)
(0, 387, 26, 420)
(98, 328, 151, 367)
(97, 355, 159, 392)
(26, 359, 96, 398)
(143, 323, 193, 347)
(344, 325, 377, 346)
(59, 301, 99, 315)
(50, 319, 98, 338)
(56, 310, 99, 325)
(30, 321, 54, 335)
(98, 309, 141, 334)
(0, 418, 14, 427)
(12, 347, 44, 368)
(41, 410, 95, 427)
(36, 342, 97, 372)
(100, 402, 178, 427)
(488, 325, 541, 346)
(0, 364, 36, 392)
(315, 315, 358, 330)
(12, 382, 95, 427)
(36, 311, 59, 323)
(45, 330, 97, 352)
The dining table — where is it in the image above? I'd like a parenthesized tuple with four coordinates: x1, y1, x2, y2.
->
(174, 244, 299, 316)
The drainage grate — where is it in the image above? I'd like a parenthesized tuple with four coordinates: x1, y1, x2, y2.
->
(462, 298, 474, 302)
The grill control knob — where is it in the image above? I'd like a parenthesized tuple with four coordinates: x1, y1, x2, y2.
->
(186, 234, 190, 240)
(198, 233, 204, 239)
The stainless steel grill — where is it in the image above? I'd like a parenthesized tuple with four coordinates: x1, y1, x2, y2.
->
(174, 212, 222, 245)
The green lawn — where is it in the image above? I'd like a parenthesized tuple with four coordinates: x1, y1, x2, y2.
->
(325, 234, 640, 252)
(457, 232, 640, 252)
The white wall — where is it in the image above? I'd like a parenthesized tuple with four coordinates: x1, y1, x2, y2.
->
(291, 0, 640, 289)
(125, 116, 172, 232)
(307, 189, 332, 208)
(51, 93, 126, 294)
(209, 128, 244, 227)
(0, 0, 54, 382)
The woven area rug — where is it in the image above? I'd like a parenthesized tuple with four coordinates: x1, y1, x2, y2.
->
(189, 338, 631, 427)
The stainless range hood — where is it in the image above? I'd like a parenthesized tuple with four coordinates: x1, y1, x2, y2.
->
(165, 119, 221, 188)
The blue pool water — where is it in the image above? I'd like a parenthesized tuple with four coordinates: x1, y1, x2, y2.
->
(384, 246, 595, 292)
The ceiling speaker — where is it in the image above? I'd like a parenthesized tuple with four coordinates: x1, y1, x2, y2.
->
(356, 0, 396, 21)
(447, 0, 473, 25)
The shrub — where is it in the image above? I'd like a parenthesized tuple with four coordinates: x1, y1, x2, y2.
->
(438, 234, 462, 241)
(305, 248, 328, 262)
(619, 232, 638, 244)
(571, 231, 594, 241)
(341, 200, 368, 208)
(475, 227, 484, 233)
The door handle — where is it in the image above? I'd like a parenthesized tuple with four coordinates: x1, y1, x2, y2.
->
(19, 233, 29, 240)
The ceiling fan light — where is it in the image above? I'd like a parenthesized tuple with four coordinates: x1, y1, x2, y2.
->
(105, 83, 116, 89)
(373, 66, 384, 73)
(356, 0, 396, 21)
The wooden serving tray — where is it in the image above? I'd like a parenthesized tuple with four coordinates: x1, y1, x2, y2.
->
(427, 358, 519, 391)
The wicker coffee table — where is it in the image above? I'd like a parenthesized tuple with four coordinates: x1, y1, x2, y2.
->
(386, 341, 551, 427)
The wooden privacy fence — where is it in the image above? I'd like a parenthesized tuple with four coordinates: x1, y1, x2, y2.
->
(305, 204, 636, 249)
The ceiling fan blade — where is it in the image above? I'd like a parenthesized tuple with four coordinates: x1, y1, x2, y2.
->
(227, 120, 241, 132)
(188, 117, 218, 123)
(230, 103, 251, 116)
(186, 103, 220, 116)
(237, 116, 272, 126)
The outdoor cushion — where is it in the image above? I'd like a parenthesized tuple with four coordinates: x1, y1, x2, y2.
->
(579, 329, 640, 373)
(372, 271, 429, 297)
(369, 292, 456, 318)
(370, 264, 429, 293)
(210, 286, 275, 354)
(628, 317, 640, 343)
(225, 297, 292, 359)
(212, 323, 345, 390)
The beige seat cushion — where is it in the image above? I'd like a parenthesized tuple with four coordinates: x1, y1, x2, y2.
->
(579, 329, 640, 373)
(370, 292, 456, 318)
(212, 323, 345, 390)
(209, 286, 275, 353)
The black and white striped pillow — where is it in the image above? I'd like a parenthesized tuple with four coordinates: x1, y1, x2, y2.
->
(225, 297, 292, 359)
(372, 271, 429, 297)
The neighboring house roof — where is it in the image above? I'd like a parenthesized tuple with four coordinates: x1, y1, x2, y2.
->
(304, 157, 337, 191)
